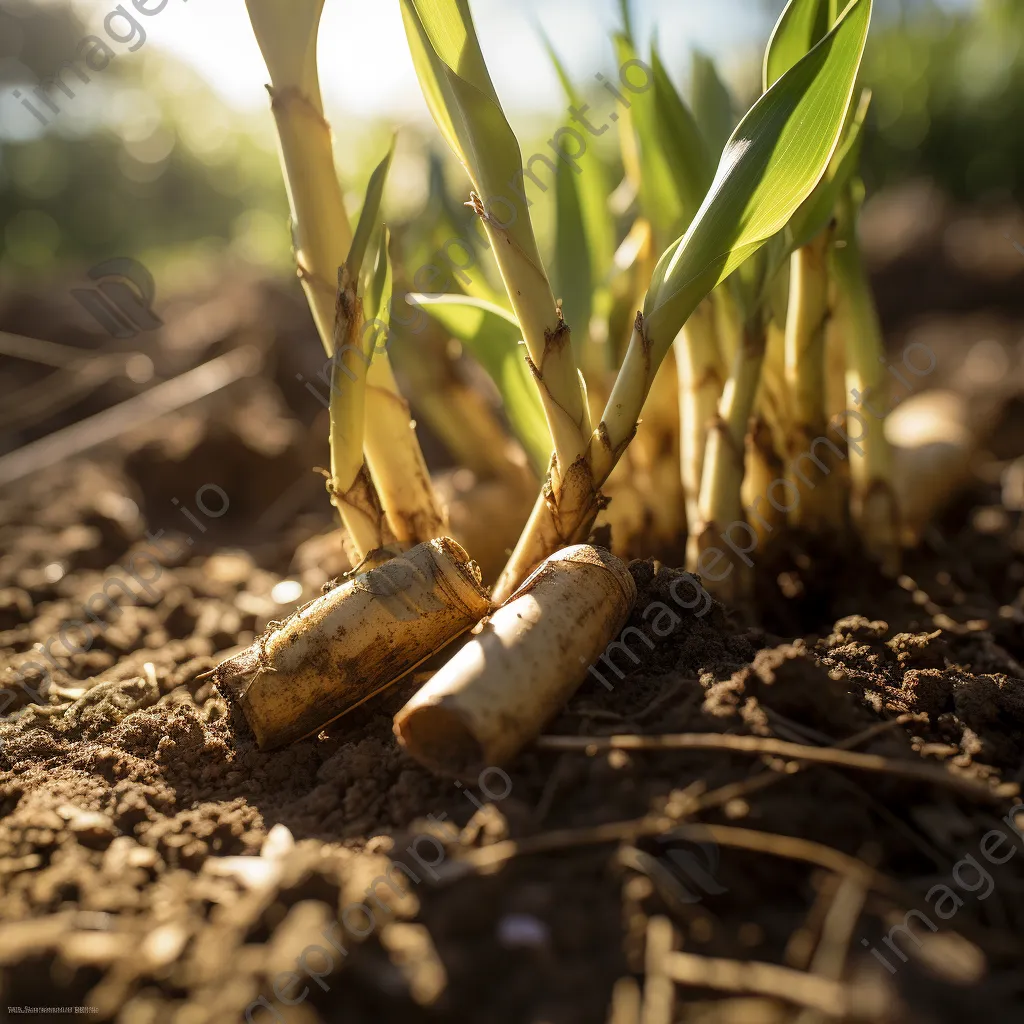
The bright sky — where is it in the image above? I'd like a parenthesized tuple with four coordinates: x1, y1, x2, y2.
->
(7, 0, 978, 133)
(62, 0, 796, 118)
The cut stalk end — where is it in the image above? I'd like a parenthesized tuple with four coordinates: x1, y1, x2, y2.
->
(395, 544, 637, 776)
(213, 538, 490, 750)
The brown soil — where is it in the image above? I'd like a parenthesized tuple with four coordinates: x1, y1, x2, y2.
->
(3, 189, 1024, 1023)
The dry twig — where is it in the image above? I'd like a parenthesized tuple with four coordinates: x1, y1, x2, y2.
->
(535, 730, 1015, 803)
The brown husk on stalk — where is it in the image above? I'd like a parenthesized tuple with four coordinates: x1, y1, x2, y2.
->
(210, 538, 489, 750)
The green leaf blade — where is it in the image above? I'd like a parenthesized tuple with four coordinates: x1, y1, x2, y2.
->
(614, 33, 683, 245)
(764, 0, 831, 92)
(409, 293, 552, 475)
(554, 157, 594, 357)
(347, 139, 395, 284)
(651, 46, 715, 226)
(644, 0, 873, 363)
(400, 0, 547, 298)
(691, 51, 735, 159)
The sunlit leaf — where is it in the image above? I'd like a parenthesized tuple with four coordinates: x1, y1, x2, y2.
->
(366, 226, 393, 334)
(347, 139, 394, 286)
(408, 293, 551, 474)
(651, 45, 714, 227)
(613, 34, 683, 244)
(788, 88, 872, 253)
(618, 0, 635, 44)
(554, 159, 594, 353)
(764, 0, 831, 91)
(398, 0, 551, 324)
(643, 0, 872, 363)
(691, 50, 735, 159)
(543, 36, 616, 348)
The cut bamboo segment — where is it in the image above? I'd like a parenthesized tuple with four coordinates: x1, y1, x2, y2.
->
(394, 545, 636, 777)
(213, 538, 490, 750)
(887, 390, 974, 544)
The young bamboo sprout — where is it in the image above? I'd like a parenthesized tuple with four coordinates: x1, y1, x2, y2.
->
(328, 159, 396, 561)
(832, 185, 900, 573)
(495, 0, 873, 602)
(688, 311, 769, 600)
(394, 545, 636, 775)
(245, 0, 445, 551)
(674, 299, 725, 531)
(214, 539, 490, 750)
(783, 229, 846, 529)
(400, 0, 599, 601)
(212, 2, 477, 748)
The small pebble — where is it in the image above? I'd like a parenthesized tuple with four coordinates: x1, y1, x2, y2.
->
(260, 823, 295, 860)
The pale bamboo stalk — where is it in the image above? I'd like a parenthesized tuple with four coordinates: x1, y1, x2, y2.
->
(741, 415, 786, 547)
(395, 545, 636, 776)
(674, 298, 725, 529)
(214, 538, 491, 750)
(748, 321, 793, 545)
(257, 27, 385, 559)
(247, 0, 445, 552)
(401, 0, 597, 599)
(712, 285, 743, 369)
(364, 353, 446, 544)
(463, 192, 592, 489)
(688, 315, 768, 587)
(494, 300, 725, 604)
(784, 232, 846, 530)
(831, 191, 899, 572)
(491, 460, 603, 604)
(328, 267, 390, 557)
(760, 317, 792, 445)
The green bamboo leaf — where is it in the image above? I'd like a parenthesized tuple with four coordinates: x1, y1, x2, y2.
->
(651, 46, 714, 227)
(613, 34, 683, 244)
(543, 36, 616, 347)
(643, 0, 872, 364)
(409, 293, 551, 474)
(421, 150, 508, 307)
(788, 88, 872, 253)
(691, 50, 735, 159)
(366, 226, 393, 334)
(398, 0, 548, 310)
(542, 36, 615, 276)
(554, 158, 594, 355)
(764, 0, 831, 92)
(540, 30, 581, 106)
(347, 139, 395, 285)
(619, 0, 635, 44)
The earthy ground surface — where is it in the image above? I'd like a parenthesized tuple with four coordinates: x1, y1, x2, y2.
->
(2, 183, 1024, 1023)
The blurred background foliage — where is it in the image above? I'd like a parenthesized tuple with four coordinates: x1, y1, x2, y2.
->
(0, 0, 1020, 284)
(863, 0, 1024, 200)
